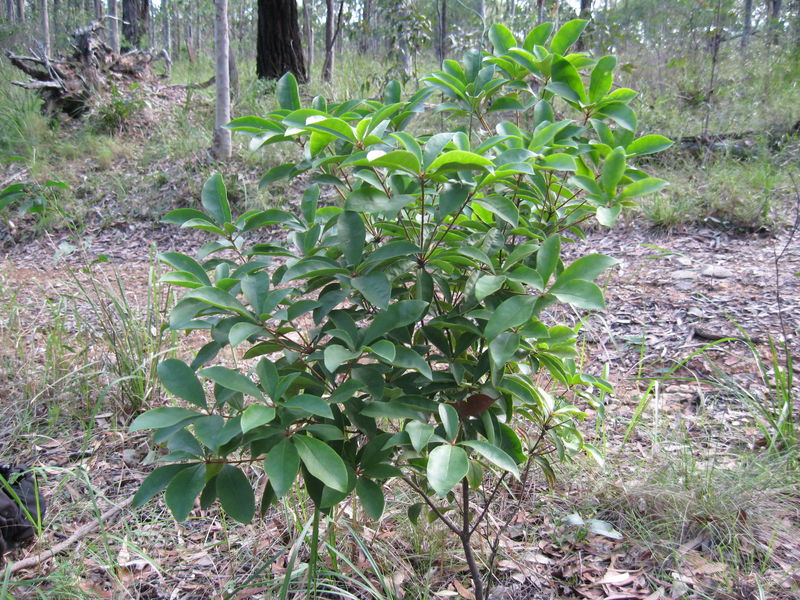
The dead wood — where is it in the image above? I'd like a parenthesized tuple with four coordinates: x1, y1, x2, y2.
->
(7, 497, 133, 574)
(673, 120, 800, 158)
(4, 21, 168, 117)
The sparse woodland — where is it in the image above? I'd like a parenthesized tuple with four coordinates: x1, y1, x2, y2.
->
(0, 1, 799, 599)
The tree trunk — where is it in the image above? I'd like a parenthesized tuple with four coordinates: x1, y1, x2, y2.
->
(256, 0, 307, 82)
(122, 0, 150, 48)
(41, 0, 51, 56)
(536, 0, 544, 24)
(437, 0, 448, 65)
(94, 0, 102, 20)
(742, 0, 753, 48)
(577, 0, 592, 50)
(108, 0, 119, 53)
(15, 0, 24, 21)
(5, 0, 15, 23)
(162, 0, 170, 55)
(213, 0, 231, 161)
(360, 0, 372, 52)
(303, 0, 313, 76)
(768, 0, 783, 43)
(322, 0, 335, 81)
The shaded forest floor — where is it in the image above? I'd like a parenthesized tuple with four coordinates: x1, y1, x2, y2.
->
(1, 75, 799, 599)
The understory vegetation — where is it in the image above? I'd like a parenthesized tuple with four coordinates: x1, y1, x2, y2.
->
(1, 5, 799, 600)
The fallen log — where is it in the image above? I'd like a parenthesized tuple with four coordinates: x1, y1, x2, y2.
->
(673, 120, 800, 158)
(4, 21, 168, 117)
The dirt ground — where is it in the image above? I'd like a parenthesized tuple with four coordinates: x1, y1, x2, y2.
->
(0, 217, 798, 599)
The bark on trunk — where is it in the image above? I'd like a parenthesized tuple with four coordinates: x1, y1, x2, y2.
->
(41, 0, 51, 56)
(437, 0, 448, 65)
(741, 0, 753, 48)
(162, 0, 171, 55)
(322, 0, 335, 81)
(122, 0, 150, 48)
(108, 0, 119, 53)
(5, 0, 15, 23)
(15, 0, 24, 21)
(576, 0, 592, 50)
(303, 0, 313, 76)
(256, 0, 307, 82)
(213, 0, 231, 161)
(536, 0, 544, 25)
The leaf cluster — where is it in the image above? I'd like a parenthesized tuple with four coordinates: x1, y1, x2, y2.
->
(131, 20, 671, 526)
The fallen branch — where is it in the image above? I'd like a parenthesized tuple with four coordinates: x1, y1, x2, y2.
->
(7, 497, 133, 574)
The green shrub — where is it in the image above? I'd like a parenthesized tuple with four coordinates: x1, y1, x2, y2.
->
(93, 84, 145, 134)
(131, 20, 671, 598)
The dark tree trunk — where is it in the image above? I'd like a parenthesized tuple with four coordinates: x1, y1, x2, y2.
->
(322, 0, 335, 81)
(5, 0, 14, 23)
(536, 0, 544, 24)
(122, 0, 150, 48)
(256, 0, 307, 82)
(768, 0, 783, 43)
(576, 0, 592, 50)
(15, 0, 24, 21)
(303, 0, 313, 75)
(742, 0, 753, 48)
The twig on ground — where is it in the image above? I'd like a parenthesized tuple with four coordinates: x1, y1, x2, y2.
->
(7, 497, 133, 574)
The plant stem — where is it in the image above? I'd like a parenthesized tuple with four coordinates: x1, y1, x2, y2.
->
(460, 477, 484, 600)
(308, 506, 321, 599)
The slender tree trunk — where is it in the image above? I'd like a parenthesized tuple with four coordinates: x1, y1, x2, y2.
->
(15, 0, 24, 21)
(360, 0, 372, 52)
(93, 0, 102, 20)
(6, 0, 15, 23)
(213, 0, 232, 161)
(536, 0, 544, 24)
(108, 0, 119, 53)
(162, 0, 170, 54)
(322, 0, 335, 81)
(437, 0, 448, 65)
(303, 0, 313, 76)
(768, 0, 783, 43)
(41, 0, 51, 56)
(742, 0, 753, 48)
(577, 0, 592, 50)
(256, 0, 307, 82)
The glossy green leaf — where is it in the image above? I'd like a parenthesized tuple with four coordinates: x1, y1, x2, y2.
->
(132, 464, 193, 508)
(427, 445, 469, 497)
(489, 24, 517, 54)
(439, 404, 459, 442)
(199, 366, 264, 399)
(589, 56, 616, 103)
(474, 275, 506, 301)
(229, 322, 264, 348)
(549, 19, 588, 56)
(157, 359, 207, 409)
(428, 150, 493, 173)
(241, 404, 276, 432)
(338, 211, 366, 266)
(461, 440, 520, 477)
(485, 295, 537, 340)
(626, 134, 673, 156)
(324, 344, 361, 372)
(550, 279, 606, 310)
(619, 177, 668, 199)
(185, 287, 252, 319)
(165, 463, 206, 521)
(284, 394, 333, 419)
(356, 477, 385, 520)
(600, 147, 626, 195)
(556, 254, 617, 284)
(351, 273, 391, 310)
(264, 438, 300, 498)
(217, 465, 255, 524)
(293, 435, 349, 492)
(276, 72, 301, 110)
(489, 332, 520, 371)
(406, 421, 434, 453)
(201, 173, 232, 226)
(129, 407, 201, 432)
(551, 57, 586, 104)
(536, 234, 561, 285)
(596, 204, 622, 227)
